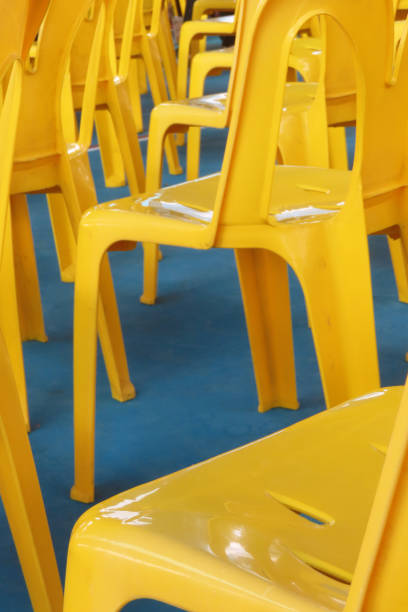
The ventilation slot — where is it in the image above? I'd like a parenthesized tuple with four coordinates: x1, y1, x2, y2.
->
(268, 490, 334, 526)
(293, 549, 352, 585)
(371, 442, 387, 456)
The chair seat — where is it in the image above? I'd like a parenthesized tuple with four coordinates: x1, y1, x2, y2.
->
(71, 386, 401, 609)
(87, 165, 351, 231)
(268, 165, 352, 224)
(179, 81, 319, 121)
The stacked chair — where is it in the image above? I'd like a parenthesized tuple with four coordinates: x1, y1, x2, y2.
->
(0, 1, 63, 611)
(8, 0, 140, 434)
(2, 0, 408, 609)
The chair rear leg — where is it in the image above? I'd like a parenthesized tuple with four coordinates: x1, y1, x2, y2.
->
(128, 58, 144, 132)
(0, 331, 63, 612)
(47, 192, 77, 282)
(60, 154, 135, 405)
(299, 227, 379, 408)
(142, 38, 182, 175)
(0, 209, 29, 430)
(235, 248, 298, 413)
(95, 108, 126, 188)
(10, 194, 47, 341)
(388, 235, 408, 304)
(140, 242, 160, 305)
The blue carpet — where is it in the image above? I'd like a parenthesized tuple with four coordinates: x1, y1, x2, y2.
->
(1, 78, 408, 610)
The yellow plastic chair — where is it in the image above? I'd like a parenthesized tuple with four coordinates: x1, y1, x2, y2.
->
(70, 0, 379, 503)
(113, 0, 182, 174)
(70, 0, 145, 193)
(64, 378, 408, 611)
(0, 3, 63, 611)
(8, 0, 136, 420)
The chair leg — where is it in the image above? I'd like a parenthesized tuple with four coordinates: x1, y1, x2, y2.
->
(388, 235, 408, 304)
(142, 38, 182, 176)
(0, 209, 29, 430)
(128, 58, 144, 133)
(157, 14, 184, 145)
(137, 57, 148, 94)
(0, 331, 63, 612)
(70, 233, 107, 503)
(186, 58, 215, 181)
(328, 126, 349, 170)
(95, 108, 126, 188)
(158, 12, 178, 100)
(10, 194, 47, 342)
(98, 253, 135, 402)
(64, 543, 142, 612)
(140, 242, 160, 305)
(47, 192, 77, 282)
(60, 153, 135, 405)
(234, 249, 298, 413)
(298, 226, 379, 408)
(106, 79, 146, 194)
(186, 126, 202, 180)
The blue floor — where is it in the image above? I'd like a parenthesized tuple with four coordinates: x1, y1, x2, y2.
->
(1, 79, 408, 610)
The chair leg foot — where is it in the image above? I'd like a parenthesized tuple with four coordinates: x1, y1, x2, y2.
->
(258, 398, 299, 413)
(70, 485, 95, 504)
(111, 380, 136, 403)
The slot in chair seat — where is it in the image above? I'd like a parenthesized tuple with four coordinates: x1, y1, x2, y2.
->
(64, 386, 402, 610)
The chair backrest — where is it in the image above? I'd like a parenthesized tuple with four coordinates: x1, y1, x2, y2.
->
(0, 1, 50, 75)
(323, 1, 408, 203)
(13, 0, 95, 163)
(206, 0, 369, 236)
(361, 9, 408, 200)
(0, 0, 50, 259)
(344, 377, 408, 611)
(71, 0, 117, 86)
(114, 0, 154, 40)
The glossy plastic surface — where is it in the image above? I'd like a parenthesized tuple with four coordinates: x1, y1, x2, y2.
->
(65, 385, 406, 611)
(71, 0, 379, 503)
(0, 3, 62, 610)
